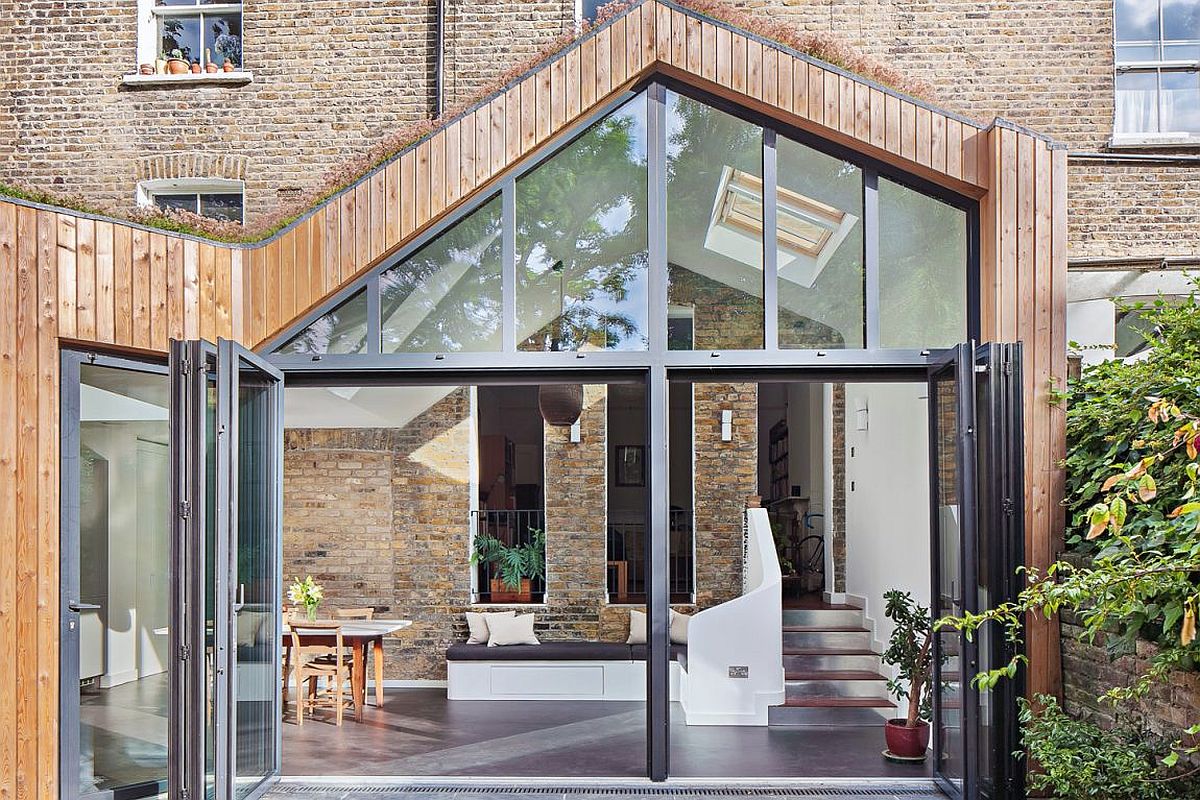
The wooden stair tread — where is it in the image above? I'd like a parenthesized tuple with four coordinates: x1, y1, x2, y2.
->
(781, 697, 896, 708)
(785, 670, 887, 682)
(783, 648, 877, 656)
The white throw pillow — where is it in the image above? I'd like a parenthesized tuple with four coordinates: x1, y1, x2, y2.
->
(465, 610, 515, 645)
(627, 608, 647, 644)
(487, 613, 540, 647)
(670, 609, 690, 644)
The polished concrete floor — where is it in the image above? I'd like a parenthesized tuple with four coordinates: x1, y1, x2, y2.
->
(78, 672, 169, 794)
(281, 688, 933, 780)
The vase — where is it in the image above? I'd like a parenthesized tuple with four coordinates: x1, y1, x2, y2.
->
(305, 603, 318, 622)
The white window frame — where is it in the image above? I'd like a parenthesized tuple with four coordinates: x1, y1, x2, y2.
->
(137, 178, 246, 224)
(1112, 0, 1200, 146)
(127, 0, 251, 85)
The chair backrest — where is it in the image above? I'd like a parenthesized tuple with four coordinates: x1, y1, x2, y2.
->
(289, 619, 344, 663)
(334, 607, 375, 620)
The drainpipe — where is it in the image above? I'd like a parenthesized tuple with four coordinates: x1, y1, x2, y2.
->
(434, 0, 446, 119)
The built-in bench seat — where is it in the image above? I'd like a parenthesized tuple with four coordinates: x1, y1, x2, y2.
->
(445, 641, 686, 701)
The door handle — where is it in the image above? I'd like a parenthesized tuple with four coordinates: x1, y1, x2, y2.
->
(68, 602, 101, 612)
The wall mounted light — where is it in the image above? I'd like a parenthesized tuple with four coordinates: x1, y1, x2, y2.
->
(569, 419, 582, 443)
(720, 409, 733, 442)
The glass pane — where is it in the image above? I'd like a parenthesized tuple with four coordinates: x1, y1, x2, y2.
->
(1115, 0, 1161, 43)
(233, 370, 277, 798)
(154, 193, 198, 214)
(1163, 40, 1200, 58)
(159, 14, 201, 63)
(204, 376, 217, 800)
(199, 193, 244, 223)
(775, 136, 864, 349)
(878, 178, 967, 349)
(1163, 0, 1200, 42)
(1116, 70, 1161, 133)
(516, 93, 648, 352)
(204, 12, 242, 68)
(381, 195, 503, 353)
(77, 365, 170, 799)
(1160, 70, 1200, 131)
(932, 367, 964, 791)
(276, 290, 368, 355)
(666, 91, 764, 350)
(1117, 42, 1162, 61)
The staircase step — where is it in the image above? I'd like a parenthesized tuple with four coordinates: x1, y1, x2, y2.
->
(785, 673, 889, 700)
(782, 625, 870, 632)
(781, 697, 896, 708)
(785, 670, 887, 681)
(783, 607, 864, 628)
(783, 650, 881, 673)
(768, 697, 895, 727)
(784, 629, 872, 650)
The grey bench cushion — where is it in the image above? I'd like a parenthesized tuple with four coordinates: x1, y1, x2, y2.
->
(446, 641, 688, 663)
(446, 641, 635, 661)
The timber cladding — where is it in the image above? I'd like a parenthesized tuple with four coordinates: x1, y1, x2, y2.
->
(0, 1, 1066, 795)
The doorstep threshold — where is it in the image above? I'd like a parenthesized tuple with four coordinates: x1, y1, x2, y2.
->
(269, 775, 944, 797)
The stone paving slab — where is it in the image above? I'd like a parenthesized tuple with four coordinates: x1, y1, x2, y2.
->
(263, 781, 945, 800)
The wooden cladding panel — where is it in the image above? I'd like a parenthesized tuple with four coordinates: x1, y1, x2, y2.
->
(0, 9, 1071, 797)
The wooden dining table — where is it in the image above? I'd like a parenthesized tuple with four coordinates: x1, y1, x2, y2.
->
(283, 618, 412, 722)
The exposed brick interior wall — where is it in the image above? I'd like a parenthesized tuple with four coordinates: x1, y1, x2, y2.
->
(692, 382, 758, 608)
(830, 383, 846, 593)
(283, 383, 748, 679)
(1061, 612, 1200, 764)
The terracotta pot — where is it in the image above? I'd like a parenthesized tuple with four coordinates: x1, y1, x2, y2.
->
(138, 63, 154, 75)
(166, 58, 189, 75)
(205, 62, 218, 73)
(190, 62, 201, 74)
(155, 58, 167, 74)
(223, 61, 234, 72)
(884, 719, 930, 760)
(490, 577, 532, 604)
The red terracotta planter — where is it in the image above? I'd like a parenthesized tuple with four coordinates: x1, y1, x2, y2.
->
(884, 718, 930, 760)
(490, 577, 532, 604)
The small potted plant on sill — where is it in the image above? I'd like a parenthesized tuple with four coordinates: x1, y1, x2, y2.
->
(881, 588, 935, 761)
(204, 49, 218, 73)
(222, 58, 235, 73)
(139, 63, 154, 75)
(189, 61, 201, 74)
(287, 575, 324, 622)
(471, 529, 546, 604)
(166, 49, 189, 75)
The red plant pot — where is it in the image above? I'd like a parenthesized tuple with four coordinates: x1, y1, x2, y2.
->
(884, 719, 930, 760)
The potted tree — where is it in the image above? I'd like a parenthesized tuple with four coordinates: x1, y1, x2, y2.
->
(881, 589, 934, 760)
(471, 529, 545, 603)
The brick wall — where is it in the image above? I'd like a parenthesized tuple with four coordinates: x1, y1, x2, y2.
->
(1061, 613, 1200, 763)
(0, 0, 574, 228)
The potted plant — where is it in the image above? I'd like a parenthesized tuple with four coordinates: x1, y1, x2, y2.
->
(881, 589, 934, 760)
(471, 529, 545, 603)
(222, 58, 235, 73)
(139, 63, 154, 75)
(204, 49, 218, 73)
(189, 61, 201, 74)
(166, 50, 189, 75)
(287, 575, 324, 622)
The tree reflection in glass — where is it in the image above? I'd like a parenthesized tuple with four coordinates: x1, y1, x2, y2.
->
(380, 195, 503, 353)
(516, 93, 648, 351)
(276, 290, 368, 355)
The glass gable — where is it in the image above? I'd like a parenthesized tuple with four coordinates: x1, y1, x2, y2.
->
(271, 84, 973, 361)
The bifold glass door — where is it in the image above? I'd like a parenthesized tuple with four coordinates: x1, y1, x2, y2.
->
(170, 339, 283, 800)
(928, 342, 1025, 800)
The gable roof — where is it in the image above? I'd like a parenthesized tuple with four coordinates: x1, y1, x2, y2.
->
(0, 0, 1062, 354)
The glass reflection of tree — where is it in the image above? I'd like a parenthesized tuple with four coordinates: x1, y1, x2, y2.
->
(380, 198, 503, 352)
(278, 293, 367, 355)
(517, 101, 647, 351)
(160, 18, 192, 61)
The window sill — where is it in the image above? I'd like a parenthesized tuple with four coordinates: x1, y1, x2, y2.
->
(1107, 133, 1200, 150)
(121, 71, 253, 88)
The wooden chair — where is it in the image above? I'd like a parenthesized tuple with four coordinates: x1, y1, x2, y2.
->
(332, 607, 383, 708)
(288, 620, 352, 726)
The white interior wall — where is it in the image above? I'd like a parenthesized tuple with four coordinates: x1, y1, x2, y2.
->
(842, 383, 931, 663)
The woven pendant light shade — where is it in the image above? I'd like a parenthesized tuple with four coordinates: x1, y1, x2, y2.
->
(538, 383, 583, 426)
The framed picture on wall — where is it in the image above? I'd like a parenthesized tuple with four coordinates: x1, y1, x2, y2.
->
(616, 445, 645, 486)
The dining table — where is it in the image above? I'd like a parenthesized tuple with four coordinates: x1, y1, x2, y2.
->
(283, 618, 412, 722)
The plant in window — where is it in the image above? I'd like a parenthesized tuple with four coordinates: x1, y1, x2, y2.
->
(471, 529, 546, 603)
(213, 32, 241, 69)
(165, 48, 189, 75)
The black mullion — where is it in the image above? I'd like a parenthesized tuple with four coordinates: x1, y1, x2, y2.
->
(502, 178, 516, 352)
(762, 128, 779, 351)
(863, 170, 880, 349)
(645, 364, 670, 781)
(647, 81, 668, 357)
